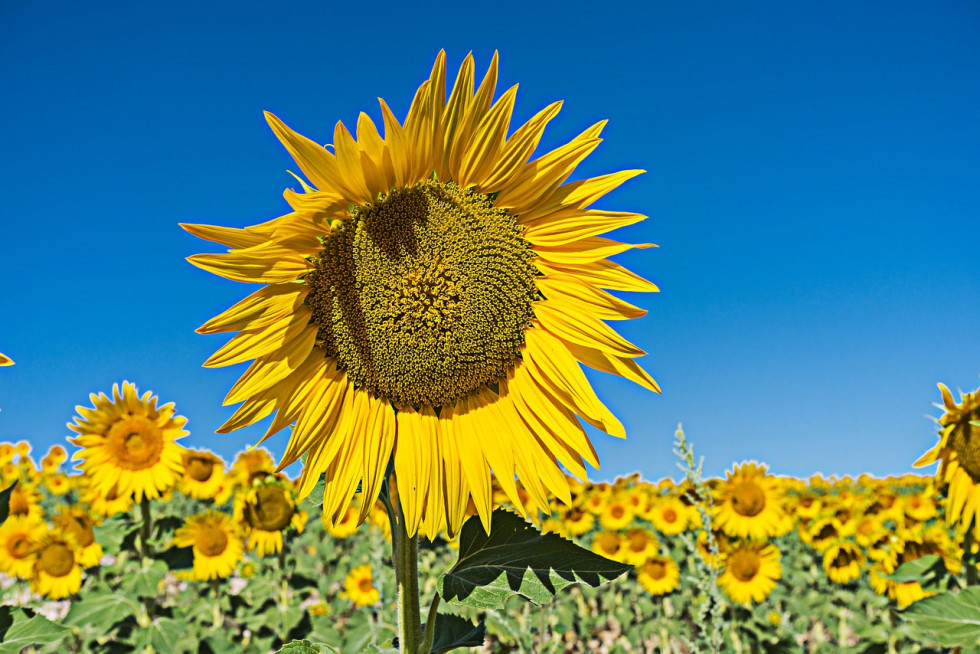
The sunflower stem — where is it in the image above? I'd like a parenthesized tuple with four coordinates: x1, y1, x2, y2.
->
(391, 494, 422, 653)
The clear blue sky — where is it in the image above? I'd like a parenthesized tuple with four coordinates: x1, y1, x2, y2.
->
(1, 1, 978, 481)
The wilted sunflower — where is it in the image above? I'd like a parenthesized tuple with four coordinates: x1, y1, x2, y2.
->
(915, 382, 980, 539)
(636, 554, 680, 596)
(184, 50, 657, 538)
(68, 382, 187, 502)
(173, 510, 244, 581)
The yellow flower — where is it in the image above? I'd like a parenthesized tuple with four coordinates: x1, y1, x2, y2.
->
(237, 475, 307, 557)
(68, 382, 187, 502)
(179, 449, 227, 500)
(51, 507, 102, 569)
(599, 494, 635, 531)
(32, 532, 82, 599)
(636, 555, 680, 596)
(173, 511, 244, 581)
(184, 51, 657, 539)
(718, 541, 782, 606)
(0, 515, 45, 579)
(915, 382, 980, 540)
(714, 462, 786, 540)
(822, 540, 864, 584)
(344, 564, 380, 607)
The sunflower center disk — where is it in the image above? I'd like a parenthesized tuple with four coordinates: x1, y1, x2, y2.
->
(107, 417, 164, 469)
(951, 417, 980, 481)
(187, 456, 216, 482)
(729, 551, 761, 582)
(39, 543, 75, 577)
(196, 524, 229, 557)
(306, 181, 537, 408)
(245, 486, 294, 532)
(731, 481, 766, 517)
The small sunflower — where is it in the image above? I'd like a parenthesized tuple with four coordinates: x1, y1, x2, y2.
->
(179, 449, 227, 500)
(173, 510, 244, 581)
(32, 531, 83, 599)
(822, 540, 864, 584)
(184, 51, 658, 539)
(344, 564, 380, 607)
(0, 515, 45, 579)
(714, 462, 786, 540)
(51, 507, 102, 569)
(718, 541, 782, 606)
(637, 554, 680, 596)
(68, 381, 188, 502)
(915, 383, 980, 539)
(236, 474, 307, 557)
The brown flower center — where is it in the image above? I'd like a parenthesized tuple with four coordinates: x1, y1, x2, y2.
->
(731, 481, 766, 517)
(107, 416, 164, 469)
(38, 542, 74, 577)
(244, 485, 294, 532)
(306, 181, 537, 408)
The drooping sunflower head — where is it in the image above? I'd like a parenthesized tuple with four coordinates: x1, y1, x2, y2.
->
(68, 382, 188, 502)
(184, 51, 658, 538)
(915, 382, 980, 539)
(173, 510, 244, 581)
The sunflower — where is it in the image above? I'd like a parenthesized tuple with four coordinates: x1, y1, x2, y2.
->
(344, 564, 380, 607)
(916, 382, 980, 539)
(172, 510, 244, 581)
(51, 507, 102, 569)
(68, 381, 187, 502)
(236, 474, 307, 557)
(646, 495, 689, 536)
(822, 540, 864, 584)
(179, 449, 227, 500)
(718, 541, 782, 606)
(599, 494, 635, 531)
(637, 554, 680, 596)
(184, 50, 657, 538)
(0, 515, 46, 579)
(714, 462, 786, 540)
(32, 531, 82, 599)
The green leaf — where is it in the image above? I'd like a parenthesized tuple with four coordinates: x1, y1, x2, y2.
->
(63, 591, 139, 628)
(426, 613, 486, 653)
(438, 509, 631, 609)
(900, 586, 980, 647)
(0, 481, 17, 525)
(277, 639, 341, 653)
(887, 554, 944, 585)
(0, 609, 69, 654)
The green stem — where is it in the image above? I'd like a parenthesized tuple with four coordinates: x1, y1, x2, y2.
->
(138, 496, 155, 621)
(419, 593, 440, 654)
(390, 494, 422, 653)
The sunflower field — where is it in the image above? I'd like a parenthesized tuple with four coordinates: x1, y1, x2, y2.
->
(0, 387, 977, 652)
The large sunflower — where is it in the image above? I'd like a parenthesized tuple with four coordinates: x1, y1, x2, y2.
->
(915, 382, 980, 539)
(184, 51, 658, 538)
(68, 382, 187, 502)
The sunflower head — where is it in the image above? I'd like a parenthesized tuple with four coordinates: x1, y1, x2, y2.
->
(184, 51, 657, 538)
(68, 382, 187, 502)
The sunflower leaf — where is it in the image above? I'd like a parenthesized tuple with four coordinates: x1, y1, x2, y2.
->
(0, 481, 17, 525)
(899, 586, 980, 647)
(425, 613, 486, 653)
(886, 554, 946, 589)
(438, 509, 630, 609)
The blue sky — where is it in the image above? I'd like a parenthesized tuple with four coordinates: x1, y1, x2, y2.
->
(1, 1, 978, 481)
